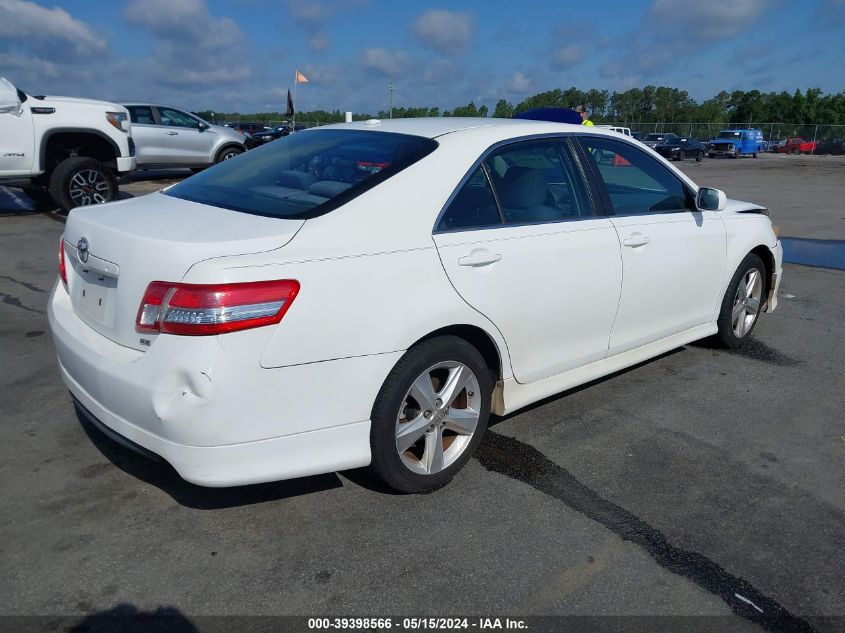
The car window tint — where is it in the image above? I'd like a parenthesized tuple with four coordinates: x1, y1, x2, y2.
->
(128, 106, 155, 125)
(579, 136, 692, 215)
(159, 108, 198, 128)
(485, 140, 591, 224)
(437, 167, 501, 231)
(166, 129, 438, 219)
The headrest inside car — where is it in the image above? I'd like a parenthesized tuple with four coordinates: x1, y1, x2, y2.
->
(499, 167, 549, 209)
(275, 170, 315, 190)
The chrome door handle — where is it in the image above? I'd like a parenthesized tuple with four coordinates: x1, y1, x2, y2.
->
(458, 251, 502, 267)
(165, 130, 179, 135)
(623, 234, 650, 247)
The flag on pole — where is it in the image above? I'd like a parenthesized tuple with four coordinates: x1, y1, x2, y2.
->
(285, 88, 294, 118)
(295, 70, 309, 83)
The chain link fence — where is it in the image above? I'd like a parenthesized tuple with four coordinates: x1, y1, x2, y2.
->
(618, 123, 845, 154)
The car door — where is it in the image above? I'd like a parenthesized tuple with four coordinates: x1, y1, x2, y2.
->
(157, 107, 212, 165)
(433, 137, 623, 384)
(126, 105, 169, 165)
(577, 135, 726, 355)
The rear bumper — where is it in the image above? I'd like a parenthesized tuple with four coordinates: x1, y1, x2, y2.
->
(48, 282, 398, 486)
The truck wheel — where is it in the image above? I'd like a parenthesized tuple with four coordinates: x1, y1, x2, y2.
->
(752, 152, 758, 158)
(792, 148, 800, 155)
(708, 153, 714, 159)
(49, 157, 118, 211)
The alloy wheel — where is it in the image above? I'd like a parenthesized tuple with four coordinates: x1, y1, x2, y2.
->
(68, 170, 110, 206)
(395, 361, 481, 476)
(731, 268, 763, 337)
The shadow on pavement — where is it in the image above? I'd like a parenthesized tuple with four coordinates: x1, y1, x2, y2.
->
(76, 408, 344, 509)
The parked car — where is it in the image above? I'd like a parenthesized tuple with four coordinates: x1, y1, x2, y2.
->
(250, 123, 306, 144)
(642, 132, 679, 148)
(224, 122, 266, 136)
(124, 103, 246, 169)
(49, 119, 782, 493)
(631, 131, 645, 142)
(815, 138, 845, 155)
(654, 137, 706, 161)
(773, 137, 818, 155)
(597, 125, 632, 136)
(707, 129, 764, 158)
(0, 76, 135, 211)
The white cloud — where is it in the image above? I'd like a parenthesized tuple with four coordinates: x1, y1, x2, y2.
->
(550, 45, 584, 69)
(508, 72, 533, 93)
(361, 48, 412, 77)
(124, 0, 250, 87)
(649, 0, 773, 39)
(412, 9, 473, 55)
(0, 0, 106, 58)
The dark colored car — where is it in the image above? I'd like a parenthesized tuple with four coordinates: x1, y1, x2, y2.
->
(224, 122, 267, 136)
(631, 131, 645, 142)
(250, 124, 307, 145)
(642, 132, 679, 148)
(814, 138, 845, 155)
(654, 137, 706, 162)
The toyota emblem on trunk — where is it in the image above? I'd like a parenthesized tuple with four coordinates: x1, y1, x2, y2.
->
(77, 237, 89, 263)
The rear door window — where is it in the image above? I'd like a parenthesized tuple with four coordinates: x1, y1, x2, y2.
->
(165, 129, 438, 219)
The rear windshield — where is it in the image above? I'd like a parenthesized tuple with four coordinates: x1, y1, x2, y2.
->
(166, 129, 438, 219)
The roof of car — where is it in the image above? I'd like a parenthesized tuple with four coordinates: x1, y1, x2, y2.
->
(307, 117, 611, 140)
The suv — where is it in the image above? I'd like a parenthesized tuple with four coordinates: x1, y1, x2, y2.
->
(123, 103, 246, 169)
(0, 77, 135, 210)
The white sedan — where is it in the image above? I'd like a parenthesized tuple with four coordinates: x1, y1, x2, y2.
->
(49, 118, 782, 493)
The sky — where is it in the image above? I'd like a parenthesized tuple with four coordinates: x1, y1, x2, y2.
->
(1, 0, 843, 115)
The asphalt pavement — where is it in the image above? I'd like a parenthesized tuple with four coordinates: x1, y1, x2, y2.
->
(0, 155, 842, 632)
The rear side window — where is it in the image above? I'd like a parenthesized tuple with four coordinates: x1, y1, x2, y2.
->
(436, 138, 592, 232)
(165, 130, 438, 219)
(578, 136, 693, 215)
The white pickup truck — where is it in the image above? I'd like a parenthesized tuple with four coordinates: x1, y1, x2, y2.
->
(0, 77, 136, 211)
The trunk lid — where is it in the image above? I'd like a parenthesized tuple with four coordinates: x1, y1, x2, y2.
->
(62, 192, 304, 350)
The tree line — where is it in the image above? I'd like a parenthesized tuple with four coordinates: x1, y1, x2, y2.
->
(197, 86, 845, 127)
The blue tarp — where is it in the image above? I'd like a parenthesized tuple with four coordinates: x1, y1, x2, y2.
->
(512, 107, 582, 125)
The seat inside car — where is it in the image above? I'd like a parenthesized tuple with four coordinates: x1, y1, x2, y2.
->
(497, 166, 561, 224)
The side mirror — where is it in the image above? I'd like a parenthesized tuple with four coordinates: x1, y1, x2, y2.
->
(697, 187, 727, 211)
(198, 121, 209, 131)
(0, 77, 22, 115)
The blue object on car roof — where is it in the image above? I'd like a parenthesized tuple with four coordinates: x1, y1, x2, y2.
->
(512, 107, 582, 125)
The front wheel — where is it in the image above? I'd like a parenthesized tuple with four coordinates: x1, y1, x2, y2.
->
(713, 253, 766, 348)
(48, 157, 118, 211)
(368, 336, 494, 493)
(215, 146, 243, 163)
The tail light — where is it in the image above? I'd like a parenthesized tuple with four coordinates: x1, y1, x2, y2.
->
(59, 238, 68, 288)
(136, 280, 299, 336)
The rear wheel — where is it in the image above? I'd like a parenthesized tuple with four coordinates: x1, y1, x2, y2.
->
(368, 336, 494, 493)
(713, 253, 765, 348)
(696, 151, 703, 162)
(792, 148, 800, 155)
(678, 150, 686, 161)
(48, 157, 118, 212)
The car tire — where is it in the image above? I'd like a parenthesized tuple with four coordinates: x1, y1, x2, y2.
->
(712, 253, 766, 349)
(696, 151, 703, 162)
(708, 153, 714, 159)
(678, 150, 686, 161)
(48, 157, 118, 212)
(215, 146, 243, 163)
(752, 152, 758, 158)
(792, 148, 800, 155)
(368, 336, 494, 493)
